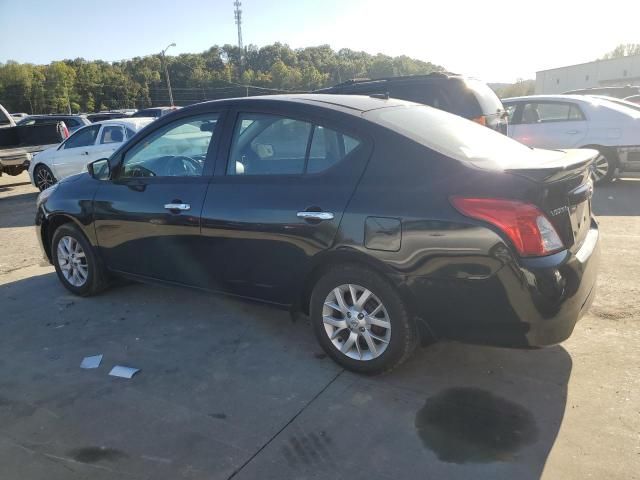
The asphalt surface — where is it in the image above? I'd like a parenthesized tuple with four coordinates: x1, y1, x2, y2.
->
(0, 172, 638, 479)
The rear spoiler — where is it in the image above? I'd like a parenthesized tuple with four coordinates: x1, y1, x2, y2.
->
(505, 148, 597, 183)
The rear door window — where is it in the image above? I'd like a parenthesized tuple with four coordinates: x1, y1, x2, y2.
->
(228, 114, 311, 175)
(100, 125, 125, 144)
(521, 103, 585, 124)
(228, 113, 361, 176)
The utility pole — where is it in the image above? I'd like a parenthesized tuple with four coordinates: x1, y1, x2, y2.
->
(161, 43, 176, 107)
(234, 1, 243, 71)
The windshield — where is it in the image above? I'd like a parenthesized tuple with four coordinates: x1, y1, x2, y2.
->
(365, 104, 547, 169)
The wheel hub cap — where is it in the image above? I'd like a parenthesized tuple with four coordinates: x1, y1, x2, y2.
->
(56, 236, 88, 287)
(322, 283, 391, 361)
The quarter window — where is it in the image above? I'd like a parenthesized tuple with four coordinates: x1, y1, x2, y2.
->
(307, 125, 361, 173)
(63, 125, 101, 149)
(120, 113, 219, 178)
(100, 125, 125, 144)
(228, 113, 361, 175)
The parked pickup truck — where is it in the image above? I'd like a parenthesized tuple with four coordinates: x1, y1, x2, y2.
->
(0, 104, 68, 177)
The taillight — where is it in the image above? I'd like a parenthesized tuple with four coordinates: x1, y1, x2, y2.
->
(471, 115, 487, 126)
(62, 123, 70, 139)
(450, 197, 564, 257)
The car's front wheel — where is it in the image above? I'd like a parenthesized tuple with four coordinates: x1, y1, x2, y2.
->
(34, 164, 57, 191)
(310, 265, 418, 374)
(51, 223, 108, 296)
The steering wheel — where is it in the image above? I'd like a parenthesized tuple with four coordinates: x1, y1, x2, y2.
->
(167, 155, 201, 176)
(130, 165, 156, 177)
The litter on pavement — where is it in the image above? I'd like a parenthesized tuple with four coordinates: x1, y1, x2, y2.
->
(80, 354, 103, 369)
(109, 366, 140, 379)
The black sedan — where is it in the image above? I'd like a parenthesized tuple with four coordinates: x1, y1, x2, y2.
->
(35, 94, 599, 374)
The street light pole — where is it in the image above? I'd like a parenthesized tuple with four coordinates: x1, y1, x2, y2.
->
(161, 43, 176, 107)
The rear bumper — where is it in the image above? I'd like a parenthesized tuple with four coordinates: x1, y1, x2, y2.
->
(407, 221, 600, 348)
(0, 152, 31, 174)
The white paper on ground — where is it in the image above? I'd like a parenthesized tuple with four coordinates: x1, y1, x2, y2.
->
(80, 354, 103, 369)
(109, 365, 140, 379)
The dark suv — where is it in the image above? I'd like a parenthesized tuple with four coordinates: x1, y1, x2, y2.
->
(17, 115, 90, 133)
(316, 73, 507, 133)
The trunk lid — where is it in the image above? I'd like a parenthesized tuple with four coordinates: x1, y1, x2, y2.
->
(506, 148, 597, 252)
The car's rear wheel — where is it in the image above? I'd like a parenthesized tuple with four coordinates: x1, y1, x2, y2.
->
(591, 150, 616, 184)
(34, 164, 57, 191)
(310, 265, 418, 374)
(51, 223, 108, 296)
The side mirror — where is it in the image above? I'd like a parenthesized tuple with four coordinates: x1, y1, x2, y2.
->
(87, 158, 110, 180)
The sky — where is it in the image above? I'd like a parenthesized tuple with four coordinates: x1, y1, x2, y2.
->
(1, 0, 639, 83)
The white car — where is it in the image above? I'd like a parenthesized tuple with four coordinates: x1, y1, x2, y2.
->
(502, 95, 640, 183)
(29, 118, 153, 190)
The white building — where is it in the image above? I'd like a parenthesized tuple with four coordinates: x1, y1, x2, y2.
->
(535, 55, 640, 94)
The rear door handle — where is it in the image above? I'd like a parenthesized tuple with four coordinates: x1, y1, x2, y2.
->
(164, 203, 191, 211)
(566, 130, 580, 134)
(297, 211, 334, 221)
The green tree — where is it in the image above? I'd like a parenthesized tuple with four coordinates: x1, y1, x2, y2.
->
(0, 43, 447, 112)
(601, 44, 640, 59)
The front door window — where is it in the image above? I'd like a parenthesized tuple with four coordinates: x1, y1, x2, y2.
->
(120, 114, 219, 178)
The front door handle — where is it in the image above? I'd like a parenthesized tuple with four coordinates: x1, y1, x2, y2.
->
(81, 151, 89, 155)
(566, 130, 580, 134)
(164, 203, 191, 211)
(297, 211, 334, 221)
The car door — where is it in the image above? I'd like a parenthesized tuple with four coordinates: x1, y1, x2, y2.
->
(199, 108, 372, 305)
(93, 110, 224, 285)
(52, 124, 101, 179)
(508, 101, 588, 149)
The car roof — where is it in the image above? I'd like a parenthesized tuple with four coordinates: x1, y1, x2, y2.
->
(502, 94, 593, 103)
(185, 94, 418, 115)
(94, 118, 153, 128)
(29, 114, 87, 118)
(315, 72, 463, 90)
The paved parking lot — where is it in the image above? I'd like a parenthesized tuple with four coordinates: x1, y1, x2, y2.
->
(0, 172, 638, 479)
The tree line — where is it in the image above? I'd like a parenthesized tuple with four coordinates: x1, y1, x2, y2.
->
(0, 43, 444, 114)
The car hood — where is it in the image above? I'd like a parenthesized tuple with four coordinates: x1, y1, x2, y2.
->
(59, 172, 87, 185)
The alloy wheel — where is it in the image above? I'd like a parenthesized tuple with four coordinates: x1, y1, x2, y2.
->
(56, 236, 89, 287)
(591, 154, 609, 182)
(322, 283, 391, 361)
(36, 167, 56, 191)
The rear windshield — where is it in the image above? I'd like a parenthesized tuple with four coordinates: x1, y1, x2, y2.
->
(465, 79, 504, 114)
(589, 98, 640, 119)
(365, 104, 547, 169)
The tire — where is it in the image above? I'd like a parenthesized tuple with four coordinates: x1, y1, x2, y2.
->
(51, 223, 108, 296)
(591, 149, 616, 185)
(34, 164, 57, 191)
(310, 264, 418, 374)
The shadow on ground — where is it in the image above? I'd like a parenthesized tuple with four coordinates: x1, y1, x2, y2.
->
(593, 177, 640, 216)
(0, 191, 38, 229)
(0, 271, 571, 480)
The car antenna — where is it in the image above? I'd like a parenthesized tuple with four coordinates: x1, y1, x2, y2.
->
(370, 92, 390, 100)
